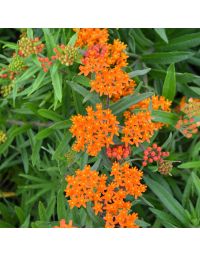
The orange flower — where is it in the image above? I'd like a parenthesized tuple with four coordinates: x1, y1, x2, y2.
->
(110, 162, 147, 198)
(75, 28, 109, 47)
(65, 163, 146, 228)
(90, 67, 136, 99)
(107, 39, 128, 68)
(70, 104, 119, 156)
(130, 95, 172, 112)
(65, 165, 107, 209)
(79, 44, 109, 76)
(79, 40, 128, 76)
(122, 111, 157, 147)
(54, 219, 74, 228)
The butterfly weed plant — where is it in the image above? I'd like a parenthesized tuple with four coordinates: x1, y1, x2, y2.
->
(0, 28, 200, 228)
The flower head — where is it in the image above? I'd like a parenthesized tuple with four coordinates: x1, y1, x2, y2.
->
(75, 28, 109, 47)
(70, 104, 119, 156)
(90, 67, 136, 99)
(122, 111, 156, 147)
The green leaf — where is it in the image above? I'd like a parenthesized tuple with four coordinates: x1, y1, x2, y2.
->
(157, 32, 200, 51)
(57, 189, 67, 220)
(15, 206, 26, 225)
(152, 110, 178, 126)
(178, 161, 200, 169)
(142, 51, 194, 64)
(128, 68, 151, 78)
(38, 201, 47, 221)
(0, 125, 30, 155)
(35, 128, 54, 140)
(27, 28, 34, 39)
(42, 28, 56, 56)
(50, 63, 62, 103)
(144, 176, 190, 226)
(110, 92, 153, 115)
(38, 109, 64, 122)
(150, 208, 182, 227)
(16, 65, 40, 83)
(72, 75, 90, 87)
(191, 173, 200, 197)
(68, 33, 77, 46)
(154, 28, 168, 43)
(68, 80, 100, 105)
(28, 71, 46, 95)
(162, 64, 176, 101)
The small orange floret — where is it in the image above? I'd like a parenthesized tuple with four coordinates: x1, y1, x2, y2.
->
(70, 104, 119, 156)
(54, 219, 74, 228)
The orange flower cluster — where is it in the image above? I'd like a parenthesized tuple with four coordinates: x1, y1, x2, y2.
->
(75, 28, 109, 47)
(54, 219, 74, 228)
(70, 104, 119, 156)
(126, 95, 172, 129)
(90, 67, 136, 100)
(80, 39, 128, 76)
(18, 37, 44, 57)
(52, 45, 78, 66)
(65, 165, 107, 209)
(38, 57, 52, 72)
(129, 95, 172, 112)
(122, 111, 157, 147)
(106, 144, 131, 161)
(65, 163, 146, 228)
(77, 28, 133, 100)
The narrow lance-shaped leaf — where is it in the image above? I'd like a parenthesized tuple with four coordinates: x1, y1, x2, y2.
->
(162, 63, 176, 101)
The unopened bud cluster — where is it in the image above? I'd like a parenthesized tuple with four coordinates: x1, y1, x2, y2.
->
(0, 130, 7, 144)
(176, 117, 199, 138)
(142, 143, 169, 167)
(0, 83, 14, 97)
(52, 45, 78, 66)
(8, 55, 25, 72)
(181, 98, 200, 118)
(0, 68, 15, 81)
(38, 57, 52, 72)
(18, 37, 44, 58)
(106, 144, 131, 161)
(64, 150, 76, 165)
(158, 160, 173, 175)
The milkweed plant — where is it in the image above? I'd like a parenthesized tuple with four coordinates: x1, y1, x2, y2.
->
(0, 28, 200, 228)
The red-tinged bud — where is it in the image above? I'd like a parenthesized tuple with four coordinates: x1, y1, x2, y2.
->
(144, 150, 149, 156)
(152, 143, 157, 149)
(147, 147, 152, 151)
(151, 151, 156, 157)
(143, 156, 148, 161)
(142, 161, 147, 167)
(157, 147, 162, 152)
(148, 158, 153, 163)
(153, 156, 158, 161)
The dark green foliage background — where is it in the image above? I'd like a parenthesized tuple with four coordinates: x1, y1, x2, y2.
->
(0, 28, 200, 228)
